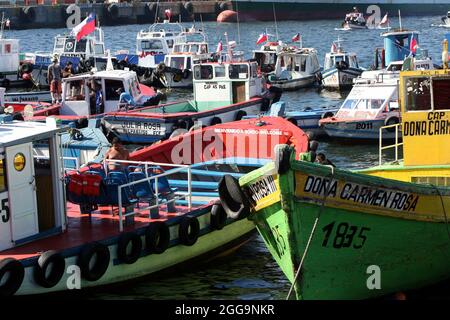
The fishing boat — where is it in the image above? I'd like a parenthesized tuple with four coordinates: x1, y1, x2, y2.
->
(0, 14, 34, 90)
(0, 115, 308, 296)
(163, 26, 212, 88)
(267, 46, 321, 91)
(252, 41, 286, 74)
(321, 38, 363, 90)
(219, 64, 450, 300)
(101, 60, 279, 144)
(137, 20, 183, 68)
(341, 8, 367, 30)
(441, 11, 450, 26)
(320, 29, 434, 141)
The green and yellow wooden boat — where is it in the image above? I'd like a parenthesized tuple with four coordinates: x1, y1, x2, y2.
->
(218, 67, 450, 299)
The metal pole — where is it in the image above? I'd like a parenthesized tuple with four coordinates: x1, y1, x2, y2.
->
(187, 167, 192, 209)
(118, 185, 123, 232)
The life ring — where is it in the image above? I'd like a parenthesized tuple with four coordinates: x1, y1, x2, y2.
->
(321, 111, 334, 119)
(117, 232, 142, 264)
(1, 78, 10, 88)
(108, 4, 119, 20)
(77, 242, 110, 281)
(218, 175, 250, 220)
(33, 250, 65, 288)
(21, 6, 36, 23)
(210, 202, 227, 230)
(286, 117, 298, 127)
(178, 216, 200, 246)
(384, 116, 399, 132)
(184, 1, 194, 14)
(0, 258, 24, 296)
(275, 144, 292, 175)
(20, 63, 33, 74)
(210, 117, 222, 125)
(145, 222, 170, 254)
(235, 110, 247, 121)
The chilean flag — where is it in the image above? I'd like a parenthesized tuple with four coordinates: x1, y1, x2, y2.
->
(165, 9, 172, 21)
(72, 13, 96, 42)
(216, 41, 223, 53)
(292, 33, 300, 42)
(256, 32, 268, 45)
(410, 37, 418, 55)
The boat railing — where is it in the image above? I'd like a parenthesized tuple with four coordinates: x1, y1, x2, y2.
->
(106, 159, 193, 232)
(378, 122, 403, 166)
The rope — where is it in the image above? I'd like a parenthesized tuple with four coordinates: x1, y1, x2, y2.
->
(430, 184, 450, 241)
(286, 165, 335, 300)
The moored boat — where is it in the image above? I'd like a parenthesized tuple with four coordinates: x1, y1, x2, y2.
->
(321, 38, 363, 90)
(341, 7, 367, 30)
(0, 116, 308, 296)
(219, 66, 450, 300)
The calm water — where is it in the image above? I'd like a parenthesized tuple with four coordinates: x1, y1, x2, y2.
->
(11, 16, 449, 299)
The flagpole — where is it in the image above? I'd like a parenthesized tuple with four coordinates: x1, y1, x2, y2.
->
(398, 10, 402, 31)
(272, 2, 279, 40)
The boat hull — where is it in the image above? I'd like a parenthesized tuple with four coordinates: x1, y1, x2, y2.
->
(270, 75, 317, 91)
(322, 67, 363, 90)
(4, 90, 51, 103)
(232, 159, 450, 299)
(321, 118, 399, 140)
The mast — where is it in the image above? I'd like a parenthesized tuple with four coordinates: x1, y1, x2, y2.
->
(272, 2, 279, 40)
(398, 10, 402, 31)
(0, 12, 5, 40)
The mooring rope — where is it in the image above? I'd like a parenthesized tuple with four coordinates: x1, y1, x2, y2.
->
(430, 184, 450, 241)
(286, 165, 335, 300)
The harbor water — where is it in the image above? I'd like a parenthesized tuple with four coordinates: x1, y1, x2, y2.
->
(8, 15, 449, 299)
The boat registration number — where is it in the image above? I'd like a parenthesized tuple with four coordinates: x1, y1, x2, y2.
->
(245, 175, 280, 211)
(355, 122, 373, 130)
(119, 121, 165, 136)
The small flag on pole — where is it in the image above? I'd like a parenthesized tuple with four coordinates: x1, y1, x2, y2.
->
(216, 41, 223, 53)
(380, 13, 388, 25)
(165, 9, 172, 21)
(410, 37, 418, 55)
(72, 13, 96, 42)
(292, 33, 300, 42)
(331, 42, 337, 53)
(256, 32, 268, 45)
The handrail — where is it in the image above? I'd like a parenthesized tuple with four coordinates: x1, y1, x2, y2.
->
(105, 159, 192, 232)
(379, 122, 403, 165)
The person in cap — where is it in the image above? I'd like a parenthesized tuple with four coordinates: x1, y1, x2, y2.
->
(48, 55, 63, 103)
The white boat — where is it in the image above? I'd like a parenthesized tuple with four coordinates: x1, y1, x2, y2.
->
(267, 46, 321, 90)
(137, 20, 183, 68)
(322, 39, 364, 90)
(342, 8, 367, 29)
(320, 29, 434, 141)
(252, 40, 286, 73)
(442, 11, 450, 26)
(163, 27, 212, 88)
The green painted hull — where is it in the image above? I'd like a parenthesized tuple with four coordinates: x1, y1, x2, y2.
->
(241, 159, 450, 299)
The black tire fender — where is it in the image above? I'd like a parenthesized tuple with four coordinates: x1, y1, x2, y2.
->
(210, 117, 222, 126)
(275, 144, 292, 175)
(33, 250, 65, 288)
(77, 242, 110, 281)
(218, 175, 250, 220)
(384, 116, 399, 132)
(179, 215, 200, 246)
(210, 202, 228, 230)
(1, 78, 10, 88)
(20, 63, 33, 74)
(286, 117, 297, 126)
(235, 110, 247, 121)
(321, 111, 334, 119)
(117, 232, 142, 264)
(0, 258, 24, 296)
(145, 222, 170, 254)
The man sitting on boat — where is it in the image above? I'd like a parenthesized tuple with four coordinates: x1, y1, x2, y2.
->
(104, 137, 130, 171)
(117, 88, 137, 110)
(48, 55, 63, 104)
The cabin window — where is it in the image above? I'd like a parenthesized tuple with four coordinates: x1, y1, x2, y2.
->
(4, 44, 11, 54)
(173, 44, 182, 52)
(94, 44, 104, 55)
(105, 80, 124, 100)
(170, 57, 185, 69)
(200, 44, 208, 54)
(129, 78, 141, 98)
(167, 39, 174, 49)
(432, 78, 450, 110)
(250, 64, 257, 78)
(186, 58, 192, 70)
(215, 66, 226, 78)
(404, 77, 431, 111)
(341, 99, 358, 109)
(0, 158, 6, 193)
(141, 40, 163, 50)
(194, 65, 213, 80)
(55, 38, 65, 52)
(190, 44, 199, 53)
(76, 39, 87, 53)
(229, 64, 248, 79)
(66, 80, 86, 101)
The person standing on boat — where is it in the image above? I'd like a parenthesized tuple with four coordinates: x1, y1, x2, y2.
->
(48, 55, 63, 104)
(62, 61, 74, 78)
(316, 153, 335, 167)
(104, 137, 130, 171)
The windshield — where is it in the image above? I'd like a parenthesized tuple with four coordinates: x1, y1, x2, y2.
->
(140, 40, 164, 51)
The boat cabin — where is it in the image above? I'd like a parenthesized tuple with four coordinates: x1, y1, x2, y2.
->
(324, 50, 359, 70)
(335, 80, 398, 120)
(0, 38, 19, 76)
(137, 20, 183, 67)
(399, 69, 450, 166)
(53, 28, 106, 59)
(192, 61, 262, 109)
(0, 119, 66, 251)
(274, 48, 321, 78)
(252, 41, 285, 73)
(61, 70, 143, 116)
(382, 30, 420, 66)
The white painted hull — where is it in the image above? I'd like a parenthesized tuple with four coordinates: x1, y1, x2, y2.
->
(322, 68, 363, 90)
(322, 119, 400, 140)
(270, 75, 317, 91)
(4, 90, 51, 103)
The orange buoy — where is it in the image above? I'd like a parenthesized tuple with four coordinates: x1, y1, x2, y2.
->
(217, 10, 238, 23)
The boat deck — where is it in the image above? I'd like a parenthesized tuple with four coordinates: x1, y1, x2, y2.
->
(0, 201, 204, 261)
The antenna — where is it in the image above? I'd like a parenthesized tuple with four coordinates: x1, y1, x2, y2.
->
(272, 2, 279, 40)
(398, 10, 402, 30)
(235, 0, 241, 44)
